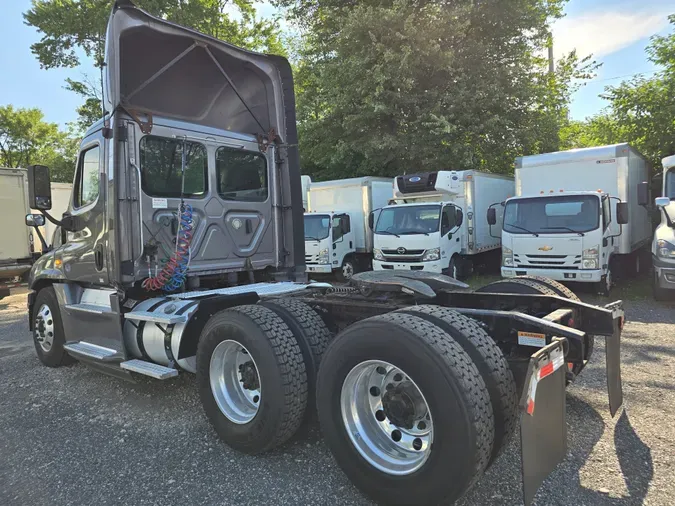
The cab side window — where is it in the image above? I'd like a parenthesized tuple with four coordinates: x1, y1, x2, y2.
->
(74, 145, 100, 208)
(441, 206, 456, 235)
(602, 196, 611, 231)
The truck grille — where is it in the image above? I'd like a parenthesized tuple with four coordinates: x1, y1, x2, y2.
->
(515, 254, 581, 270)
(305, 254, 319, 265)
(382, 249, 424, 255)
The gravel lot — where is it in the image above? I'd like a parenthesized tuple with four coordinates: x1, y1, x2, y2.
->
(1, 286, 674, 506)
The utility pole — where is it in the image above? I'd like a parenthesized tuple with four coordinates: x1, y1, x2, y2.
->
(548, 34, 555, 74)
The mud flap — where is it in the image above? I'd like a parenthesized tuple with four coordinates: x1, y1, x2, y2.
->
(606, 314, 623, 417)
(520, 338, 567, 506)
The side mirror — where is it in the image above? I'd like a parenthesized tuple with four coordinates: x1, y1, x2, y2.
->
(616, 202, 629, 225)
(368, 212, 374, 230)
(27, 165, 52, 210)
(637, 181, 649, 206)
(455, 208, 463, 228)
(487, 207, 497, 226)
(655, 197, 670, 208)
(25, 213, 45, 227)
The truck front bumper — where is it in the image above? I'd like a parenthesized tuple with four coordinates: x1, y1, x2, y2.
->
(502, 267, 603, 283)
(373, 259, 445, 273)
(653, 255, 675, 289)
(306, 264, 333, 274)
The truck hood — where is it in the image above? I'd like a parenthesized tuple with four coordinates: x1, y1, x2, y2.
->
(305, 239, 329, 255)
(508, 234, 586, 256)
(374, 232, 439, 251)
(105, 0, 296, 141)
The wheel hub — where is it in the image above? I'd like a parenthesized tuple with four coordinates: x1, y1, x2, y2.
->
(239, 361, 259, 390)
(34, 304, 54, 352)
(382, 382, 426, 429)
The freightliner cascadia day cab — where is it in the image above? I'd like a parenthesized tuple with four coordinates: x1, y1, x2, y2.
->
(653, 154, 675, 300)
(304, 177, 393, 280)
(491, 144, 651, 294)
(372, 170, 514, 279)
(22, 2, 627, 505)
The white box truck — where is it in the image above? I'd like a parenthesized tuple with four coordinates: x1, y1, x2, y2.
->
(372, 170, 514, 278)
(652, 154, 675, 300)
(0, 168, 36, 280)
(304, 177, 393, 280)
(493, 144, 651, 294)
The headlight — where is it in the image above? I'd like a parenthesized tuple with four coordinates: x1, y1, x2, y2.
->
(502, 245, 514, 267)
(657, 239, 675, 258)
(582, 246, 599, 269)
(373, 248, 384, 261)
(318, 248, 329, 263)
(422, 248, 440, 261)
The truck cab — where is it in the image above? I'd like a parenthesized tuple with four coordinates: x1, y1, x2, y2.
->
(499, 190, 626, 291)
(304, 211, 354, 279)
(653, 155, 675, 299)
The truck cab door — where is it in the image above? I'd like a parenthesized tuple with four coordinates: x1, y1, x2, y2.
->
(61, 132, 108, 285)
(331, 214, 354, 268)
(442, 205, 461, 254)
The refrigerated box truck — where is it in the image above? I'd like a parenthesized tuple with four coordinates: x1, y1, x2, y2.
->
(0, 168, 35, 279)
(372, 170, 514, 279)
(304, 177, 393, 280)
(652, 154, 675, 300)
(494, 144, 651, 294)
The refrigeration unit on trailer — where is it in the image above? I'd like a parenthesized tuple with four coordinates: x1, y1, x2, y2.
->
(372, 170, 514, 279)
(304, 177, 392, 280)
(22, 3, 626, 506)
(652, 154, 675, 300)
(491, 144, 651, 294)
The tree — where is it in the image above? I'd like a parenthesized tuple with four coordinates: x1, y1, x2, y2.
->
(24, 0, 285, 130)
(563, 15, 675, 168)
(275, 0, 595, 180)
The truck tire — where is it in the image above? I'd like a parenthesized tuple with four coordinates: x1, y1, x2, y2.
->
(653, 271, 671, 301)
(260, 298, 332, 418)
(337, 258, 355, 282)
(396, 306, 517, 465)
(446, 255, 460, 280)
(475, 278, 559, 296)
(316, 312, 494, 506)
(515, 275, 580, 301)
(196, 305, 308, 454)
(32, 286, 75, 367)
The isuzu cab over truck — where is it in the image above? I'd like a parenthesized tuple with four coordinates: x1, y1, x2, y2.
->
(304, 177, 392, 280)
(23, 3, 626, 505)
(491, 144, 651, 294)
(372, 170, 513, 279)
(653, 154, 675, 300)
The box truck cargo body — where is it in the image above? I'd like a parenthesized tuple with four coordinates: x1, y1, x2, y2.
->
(0, 168, 34, 279)
(652, 154, 675, 299)
(305, 177, 392, 279)
(499, 144, 651, 293)
(373, 170, 514, 278)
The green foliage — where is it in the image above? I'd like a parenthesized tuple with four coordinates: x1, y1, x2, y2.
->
(277, 0, 594, 180)
(563, 15, 675, 168)
(24, 0, 285, 130)
(0, 105, 76, 182)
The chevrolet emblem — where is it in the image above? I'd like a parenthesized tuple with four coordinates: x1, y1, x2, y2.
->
(538, 245, 553, 252)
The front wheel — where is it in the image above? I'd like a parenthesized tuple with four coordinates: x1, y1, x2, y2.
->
(32, 287, 74, 367)
(595, 267, 613, 296)
(653, 271, 671, 301)
(316, 313, 494, 505)
(336, 259, 355, 282)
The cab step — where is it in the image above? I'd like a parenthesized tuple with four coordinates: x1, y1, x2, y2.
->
(65, 303, 112, 315)
(64, 341, 119, 361)
(120, 359, 179, 379)
(124, 311, 188, 324)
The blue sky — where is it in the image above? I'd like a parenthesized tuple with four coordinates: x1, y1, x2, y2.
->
(0, 0, 672, 129)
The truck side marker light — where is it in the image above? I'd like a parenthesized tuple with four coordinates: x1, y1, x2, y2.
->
(525, 346, 565, 415)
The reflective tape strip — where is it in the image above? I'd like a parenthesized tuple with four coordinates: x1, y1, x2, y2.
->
(525, 346, 565, 416)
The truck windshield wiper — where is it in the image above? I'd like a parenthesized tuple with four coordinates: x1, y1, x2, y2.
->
(400, 231, 430, 236)
(505, 224, 539, 237)
(541, 226, 585, 236)
(378, 230, 401, 238)
(305, 235, 322, 241)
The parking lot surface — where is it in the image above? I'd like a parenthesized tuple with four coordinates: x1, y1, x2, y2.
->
(1, 286, 674, 505)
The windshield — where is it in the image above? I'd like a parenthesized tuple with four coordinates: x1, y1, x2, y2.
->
(504, 195, 600, 234)
(666, 169, 675, 199)
(375, 205, 441, 235)
(304, 214, 330, 241)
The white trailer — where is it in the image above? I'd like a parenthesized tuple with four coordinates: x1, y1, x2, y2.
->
(496, 144, 651, 293)
(0, 168, 35, 279)
(372, 170, 514, 278)
(652, 155, 675, 299)
(304, 177, 393, 280)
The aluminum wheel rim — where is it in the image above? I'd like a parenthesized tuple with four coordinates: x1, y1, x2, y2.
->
(210, 340, 261, 424)
(341, 360, 433, 475)
(34, 304, 55, 352)
(343, 262, 354, 279)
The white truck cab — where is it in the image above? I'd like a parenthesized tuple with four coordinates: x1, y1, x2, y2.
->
(497, 144, 651, 294)
(373, 170, 513, 278)
(304, 211, 355, 279)
(652, 155, 675, 299)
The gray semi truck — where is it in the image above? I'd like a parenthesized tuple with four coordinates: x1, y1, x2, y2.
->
(23, 2, 625, 505)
